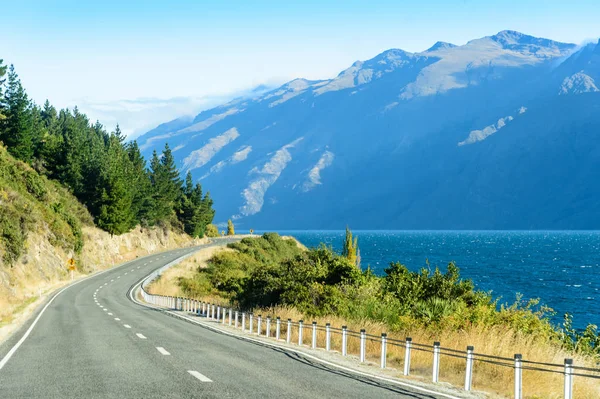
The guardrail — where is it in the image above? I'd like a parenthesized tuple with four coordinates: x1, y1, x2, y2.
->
(139, 285, 600, 398)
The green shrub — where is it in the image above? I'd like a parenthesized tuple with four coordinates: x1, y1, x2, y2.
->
(0, 207, 27, 265)
(205, 224, 219, 237)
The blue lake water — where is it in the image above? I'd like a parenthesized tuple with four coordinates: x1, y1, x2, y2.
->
(267, 231, 600, 330)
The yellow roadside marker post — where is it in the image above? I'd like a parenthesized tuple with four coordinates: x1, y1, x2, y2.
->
(67, 258, 76, 280)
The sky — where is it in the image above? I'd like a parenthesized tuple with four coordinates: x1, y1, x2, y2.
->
(1, 0, 599, 137)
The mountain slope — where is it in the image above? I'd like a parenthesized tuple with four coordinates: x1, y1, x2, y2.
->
(137, 31, 600, 229)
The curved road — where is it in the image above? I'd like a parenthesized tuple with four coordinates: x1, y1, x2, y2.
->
(0, 242, 449, 399)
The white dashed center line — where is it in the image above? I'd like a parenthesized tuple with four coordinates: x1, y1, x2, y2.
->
(156, 347, 170, 355)
(136, 333, 147, 339)
(103, 309, 108, 312)
(124, 324, 131, 329)
(108, 313, 113, 316)
(114, 318, 120, 321)
(188, 370, 212, 382)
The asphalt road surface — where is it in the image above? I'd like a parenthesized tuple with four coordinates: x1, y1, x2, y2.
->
(0, 240, 451, 399)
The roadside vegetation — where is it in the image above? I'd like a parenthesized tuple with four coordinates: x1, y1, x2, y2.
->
(171, 231, 599, 398)
(0, 59, 215, 246)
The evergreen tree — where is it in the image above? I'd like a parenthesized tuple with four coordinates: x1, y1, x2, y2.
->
(1, 65, 34, 162)
(95, 134, 135, 235)
(114, 124, 126, 143)
(147, 144, 181, 225)
(0, 59, 7, 120)
(227, 219, 235, 236)
(177, 171, 215, 237)
(126, 140, 152, 227)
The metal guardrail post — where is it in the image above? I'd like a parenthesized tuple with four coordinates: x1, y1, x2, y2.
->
(242, 313, 246, 331)
(312, 322, 317, 349)
(229, 308, 233, 325)
(249, 314, 253, 334)
(211, 304, 215, 319)
(222, 307, 226, 324)
(433, 342, 441, 383)
(404, 337, 412, 376)
(202, 302, 206, 315)
(235, 311, 239, 328)
(465, 346, 474, 391)
(298, 320, 304, 345)
(564, 358, 573, 399)
(360, 329, 366, 362)
(266, 317, 271, 338)
(342, 326, 348, 356)
(276, 317, 281, 340)
(257, 315, 262, 335)
(514, 354, 522, 399)
(286, 319, 292, 343)
(216, 306, 220, 321)
(325, 323, 331, 351)
(380, 333, 387, 369)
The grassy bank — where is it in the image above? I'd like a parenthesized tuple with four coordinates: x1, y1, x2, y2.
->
(152, 232, 600, 398)
(0, 144, 206, 339)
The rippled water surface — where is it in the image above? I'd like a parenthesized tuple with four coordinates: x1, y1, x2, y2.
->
(271, 231, 600, 329)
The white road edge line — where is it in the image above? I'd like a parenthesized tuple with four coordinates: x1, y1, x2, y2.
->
(188, 370, 212, 382)
(0, 252, 165, 371)
(136, 333, 147, 339)
(156, 347, 170, 355)
(129, 277, 461, 399)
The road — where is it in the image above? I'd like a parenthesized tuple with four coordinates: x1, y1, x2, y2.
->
(0, 241, 450, 399)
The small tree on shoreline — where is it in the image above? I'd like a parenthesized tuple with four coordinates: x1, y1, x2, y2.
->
(342, 226, 359, 267)
(227, 219, 235, 236)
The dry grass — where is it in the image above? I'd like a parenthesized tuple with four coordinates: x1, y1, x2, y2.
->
(146, 245, 233, 298)
(0, 226, 203, 343)
(143, 237, 600, 398)
(239, 306, 599, 399)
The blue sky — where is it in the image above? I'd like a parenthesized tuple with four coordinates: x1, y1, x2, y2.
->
(2, 0, 599, 137)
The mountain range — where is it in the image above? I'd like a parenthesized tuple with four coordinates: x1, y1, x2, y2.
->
(136, 31, 600, 229)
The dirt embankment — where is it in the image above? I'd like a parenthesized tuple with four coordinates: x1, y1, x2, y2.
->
(0, 225, 205, 343)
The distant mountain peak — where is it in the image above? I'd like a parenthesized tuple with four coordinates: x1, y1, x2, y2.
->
(489, 30, 575, 54)
(425, 41, 457, 52)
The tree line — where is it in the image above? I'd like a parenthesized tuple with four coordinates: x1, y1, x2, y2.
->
(0, 60, 215, 237)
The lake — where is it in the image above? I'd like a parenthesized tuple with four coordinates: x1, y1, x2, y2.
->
(269, 230, 600, 330)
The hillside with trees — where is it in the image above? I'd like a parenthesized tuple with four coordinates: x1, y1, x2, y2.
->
(0, 59, 215, 239)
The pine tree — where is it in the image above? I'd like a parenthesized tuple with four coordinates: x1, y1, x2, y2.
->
(227, 219, 235, 236)
(0, 59, 7, 120)
(147, 144, 182, 225)
(127, 140, 152, 227)
(1, 65, 34, 162)
(177, 171, 215, 238)
(114, 124, 126, 143)
(95, 134, 135, 235)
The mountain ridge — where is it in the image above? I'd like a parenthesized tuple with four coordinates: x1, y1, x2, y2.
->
(137, 30, 600, 229)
